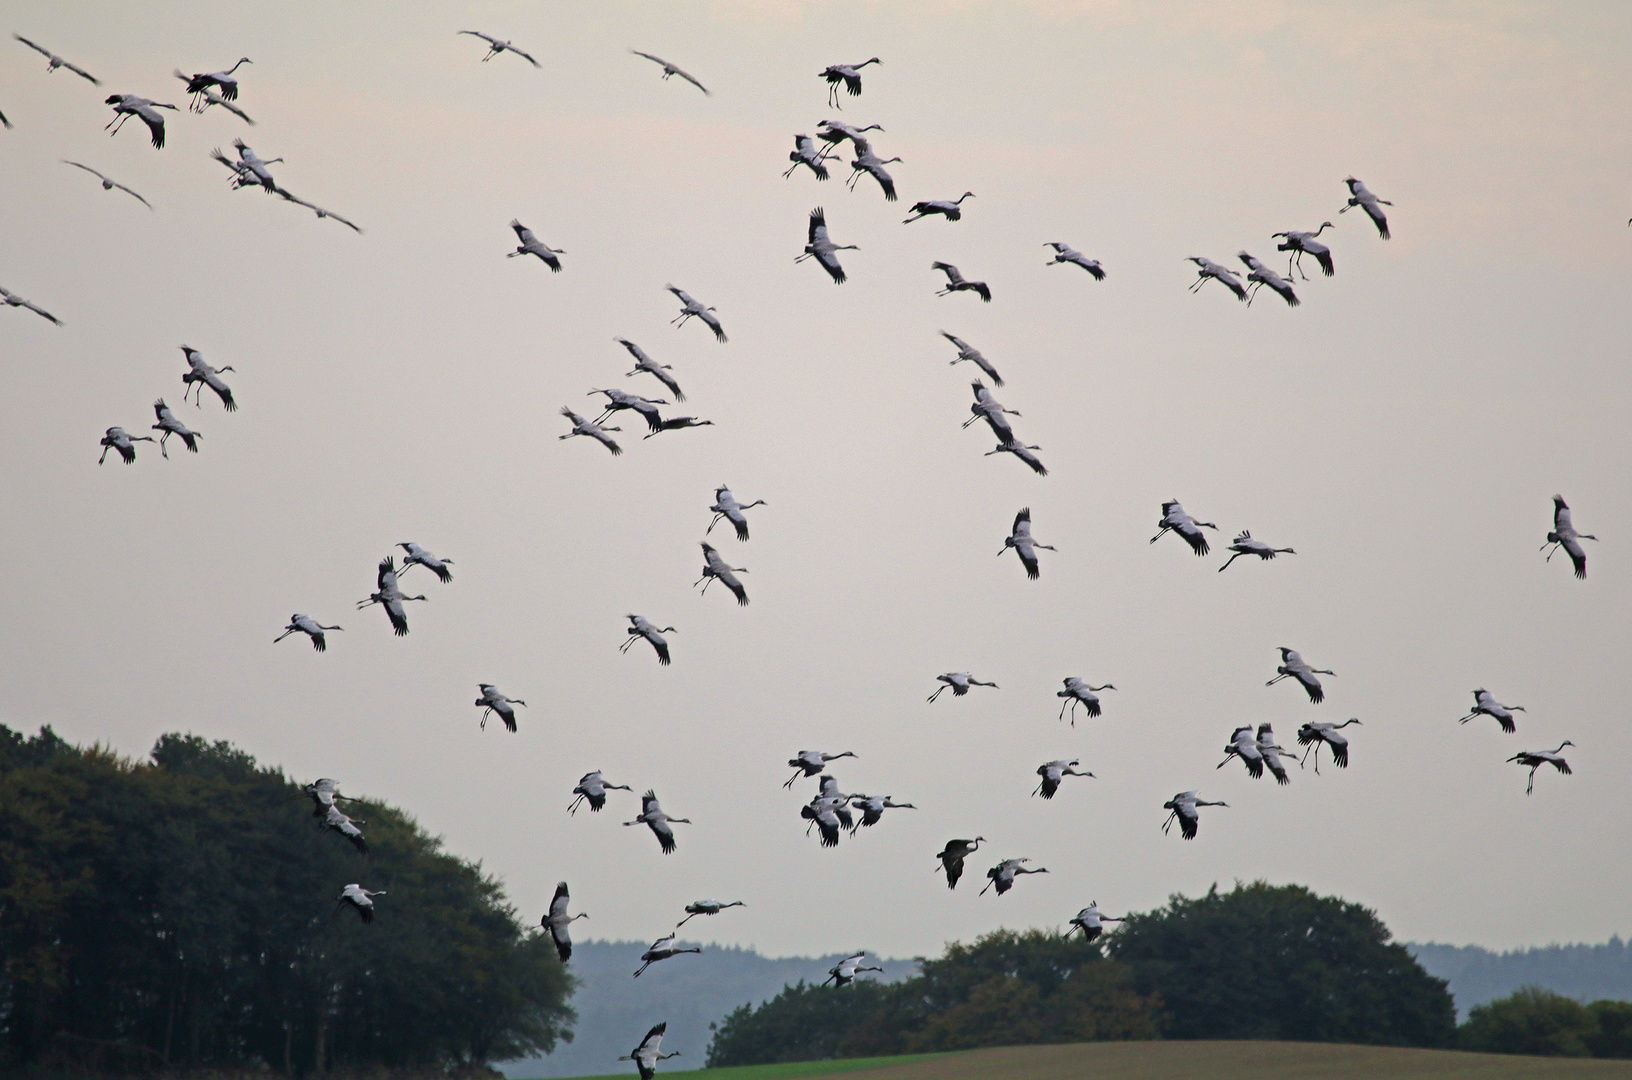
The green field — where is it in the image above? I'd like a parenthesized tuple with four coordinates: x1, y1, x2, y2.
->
(536, 1041, 1632, 1080)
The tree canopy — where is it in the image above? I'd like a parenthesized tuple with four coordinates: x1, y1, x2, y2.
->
(706, 929, 1161, 1067)
(1107, 881, 1455, 1046)
(1458, 987, 1632, 1058)
(0, 725, 574, 1076)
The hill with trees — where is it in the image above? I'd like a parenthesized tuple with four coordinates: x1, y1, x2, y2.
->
(0, 725, 573, 1077)
(702, 883, 1454, 1068)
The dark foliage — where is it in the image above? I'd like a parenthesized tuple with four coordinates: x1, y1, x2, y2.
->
(705, 980, 892, 1067)
(705, 929, 1162, 1067)
(1107, 881, 1456, 1047)
(0, 726, 574, 1076)
(1457, 986, 1632, 1058)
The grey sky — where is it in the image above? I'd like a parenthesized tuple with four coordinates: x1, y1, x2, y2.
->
(1, 0, 1629, 963)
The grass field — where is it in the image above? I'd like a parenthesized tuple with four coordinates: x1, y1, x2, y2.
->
(534, 1040, 1632, 1080)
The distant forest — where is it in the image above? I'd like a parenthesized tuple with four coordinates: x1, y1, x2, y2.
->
(1409, 940, 1632, 1017)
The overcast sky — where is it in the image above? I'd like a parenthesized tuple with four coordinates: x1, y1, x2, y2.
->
(2, 0, 1630, 963)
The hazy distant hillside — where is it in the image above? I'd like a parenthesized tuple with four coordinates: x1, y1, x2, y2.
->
(1408, 939, 1632, 1017)
(503, 940, 916, 1079)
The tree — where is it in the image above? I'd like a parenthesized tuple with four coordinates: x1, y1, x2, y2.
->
(1458, 987, 1593, 1056)
(1107, 881, 1455, 1047)
(705, 929, 1162, 1066)
(1585, 1001, 1632, 1059)
(0, 726, 575, 1075)
(705, 980, 891, 1067)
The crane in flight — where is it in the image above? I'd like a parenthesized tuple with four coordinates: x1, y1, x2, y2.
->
(1218, 726, 1265, 778)
(620, 1023, 680, 1080)
(303, 778, 352, 816)
(903, 192, 973, 224)
(696, 543, 749, 605)
(396, 542, 453, 583)
(1267, 647, 1334, 704)
(677, 899, 745, 927)
(982, 858, 1048, 896)
(941, 332, 1003, 386)
(323, 806, 368, 855)
(1151, 500, 1217, 556)
(174, 70, 254, 122)
(98, 427, 154, 465)
(634, 934, 702, 978)
(542, 882, 587, 962)
(559, 408, 622, 455)
(847, 135, 899, 201)
(797, 206, 856, 284)
(928, 672, 998, 702)
(180, 347, 237, 410)
(104, 94, 178, 148)
(617, 338, 685, 401)
(644, 415, 714, 438)
(178, 58, 250, 108)
(1542, 495, 1596, 579)
(815, 119, 882, 153)
(356, 557, 427, 637)
(589, 388, 666, 433)
(278, 189, 362, 232)
(1340, 177, 1392, 239)
(1067, 904, 1123, 941)
(1507, 742, 1574, 795)
(1057, 678, 1116, 725)
(276, 614, 343, 652)
(569, 771, 633, 814)
(784, 750, 856, 788)
(336, 884, 385, 922)
(964, 380, 1020, 441)
(932, 261, 990, 301)
(784, 134, 835, 180)
(13, 35, 100, 83)
(1218, 530, 1295, 572)
(1, 286, 61, 325)
(820, 58, 880, 108)
(708, 487, 766, 541)
(1187, 257, 1246, 301)
(667, 284, 727, 342)
(458, 31, 539, 66)
(848, 794, 915, 831)
(625, 790, 690, 854)
(508, 220, 563, 270)
(935, 838, 985, 889)
(630, 51, 709, 95)
(986, 438, 1048, 476)
(1457, 689, 1525, 733)
(62, 161, 151, 209)
(675, 907, 747, 933)
(1034, 759, 1093, 800)
(1297, 718, 1360, 773)
(1237, 252, 1300, 307)
(1000, 507, 1055, 580)
(824, 952, 884, 985)
(1045, 242, 1106, 279)
(1273, 223, 1335, 279)
(1162, 791, 1227, 839)
(1257, 724, 1294, 785)
(474, 684, 526, 732)
(621, 615, 673, 665)
(150, 399, 200, 457)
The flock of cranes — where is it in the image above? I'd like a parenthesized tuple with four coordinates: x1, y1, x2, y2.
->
(6, 25, 1600, 1077)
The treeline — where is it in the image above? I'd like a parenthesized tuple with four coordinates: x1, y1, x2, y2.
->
(706, 882, 1456, 1066)
(0, 725, 573, 1077)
